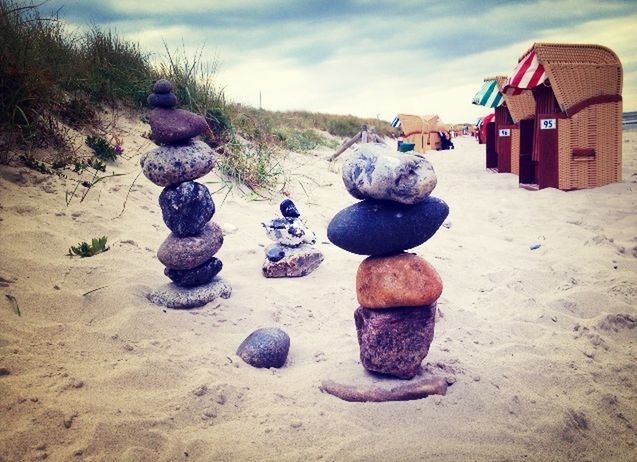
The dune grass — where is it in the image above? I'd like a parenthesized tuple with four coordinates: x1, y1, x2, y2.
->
(0, 0, 396, 192)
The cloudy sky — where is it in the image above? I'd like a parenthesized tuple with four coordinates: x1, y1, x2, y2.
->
(45, 0, 637, 123)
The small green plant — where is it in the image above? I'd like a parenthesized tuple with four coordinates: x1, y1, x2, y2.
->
(68, 236, 109, 258)
(85, 135, 120, 161)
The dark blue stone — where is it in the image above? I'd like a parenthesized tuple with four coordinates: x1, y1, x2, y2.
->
(153, 79, 173, 94)
(236, 328, 290, 368)
(164, 258, 222, 287)
(147, 92, 177, 109)
(159, 181, 214, 237)
(266, 244, 285, 262)
(280, 198, 300, 218)
(327, 197, 449, 256)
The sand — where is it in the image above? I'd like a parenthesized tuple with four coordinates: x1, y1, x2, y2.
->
(0, 116, 636, 461)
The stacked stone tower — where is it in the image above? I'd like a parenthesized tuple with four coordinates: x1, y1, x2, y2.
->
(327, 144, 448, 379)
(141, 79, 231, 308)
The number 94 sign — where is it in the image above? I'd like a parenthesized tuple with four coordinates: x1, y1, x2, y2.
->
(541, 118, 556, 130)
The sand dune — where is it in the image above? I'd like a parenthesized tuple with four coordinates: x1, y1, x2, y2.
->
(1, 117, 635, 461)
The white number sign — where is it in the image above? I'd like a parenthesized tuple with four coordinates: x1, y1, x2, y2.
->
(498, 129, 510, 137)
(540, 118, 556, 130)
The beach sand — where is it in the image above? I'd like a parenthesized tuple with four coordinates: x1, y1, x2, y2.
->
(1, 116, 635, 461)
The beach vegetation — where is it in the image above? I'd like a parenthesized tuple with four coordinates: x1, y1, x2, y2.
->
(67, 236, 109, 258)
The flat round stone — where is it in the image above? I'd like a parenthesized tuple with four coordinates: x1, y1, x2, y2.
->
(157, 222, 224, 270)
(149, 108, 209, 144)
(153, 79, 173, 94)
(164, 258, 222, 287)
(147, 277, 231, 309)
(327, 197, 449, 256)
(236, 328, 290, 368)
(147, 92, 177, 109)
(159, 181, 215, 237)
(140, 140, 216, 187)
(356, 253, 442, 308)
(343, 144, 437, 204)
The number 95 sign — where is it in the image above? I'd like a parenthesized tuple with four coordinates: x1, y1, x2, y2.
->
(541, 118, 556, 130)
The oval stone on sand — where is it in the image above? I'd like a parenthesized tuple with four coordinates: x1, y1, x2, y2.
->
(237, 328, 290, 368)
(157, 222, 223, 270)
(149, 108, 209, 144)
(140, 140, 215, 187)
(343, 144, 437, 204)
(148, 277, 232, 309)
(327, 197, 449, 256)
(356, 253, 442, 308)
(159, 181, 214, 237)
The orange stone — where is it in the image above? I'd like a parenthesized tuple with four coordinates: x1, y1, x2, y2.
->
(356, 253, 442, 309)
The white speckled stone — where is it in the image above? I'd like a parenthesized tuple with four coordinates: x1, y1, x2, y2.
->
(262, 217, 316, 247)
(342, 144, 437, 204)
(140, 140, 215, 187)
(147, 277, 232, 308)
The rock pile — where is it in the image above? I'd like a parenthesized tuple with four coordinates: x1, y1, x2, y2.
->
(141, 79, 231, 308)
(327, 144, 448, 379)
(261, 199, 324, 278)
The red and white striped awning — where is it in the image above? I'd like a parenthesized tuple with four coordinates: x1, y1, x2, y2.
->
(502, 51, 547, 96)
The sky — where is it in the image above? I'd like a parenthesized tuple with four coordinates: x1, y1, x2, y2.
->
(43, 0, 637, 124)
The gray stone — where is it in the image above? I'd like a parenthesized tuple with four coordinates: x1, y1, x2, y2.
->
(262, 217, 316, 247)
(149, 108, 209, 144)
(157, 222, 224, 270)
(153, 79, 173, 94)
(354, 304, 436, 379)
(262, 244, 324, 278)
(140, 140, 216, 187)
(236, 328, 290, 368)
(342, 144, 437, 204)
(147, 92, 177, 109)
(148, 277, 232, 309)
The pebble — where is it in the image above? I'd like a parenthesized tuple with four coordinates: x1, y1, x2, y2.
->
(262, 244, 324, 278)
(0, 367, 10, 376)
(153, 79, 173, 94)
(327, 197, 449, 255)
(140, 140, 216, 187)
(159, 181, 215, 237)
(157, 222, 224, 270)
(236, 327, 290, 368)
(164, 258, 223, 287)
(279, 198, 300, 218)
(149, 108, 209, 144)
(355, 304, 437, 379)
(148, 277, 232, 309)
(265, 244, 285, 262)
(342, 144, 437, 204)
(147, 92, 178, 109)
(356, 253, 443, 308)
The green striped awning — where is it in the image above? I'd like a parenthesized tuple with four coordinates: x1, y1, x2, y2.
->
(472, 79, 503, 108)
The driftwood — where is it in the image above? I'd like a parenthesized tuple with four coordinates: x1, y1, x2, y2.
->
(320, 376, 448, 402)
(328, 125, 387, 162)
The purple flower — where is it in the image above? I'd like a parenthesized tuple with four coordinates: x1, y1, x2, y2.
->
(114, 144, 123, 155)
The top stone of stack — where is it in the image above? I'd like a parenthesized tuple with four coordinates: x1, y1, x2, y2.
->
(147, 79, 209, 145)
(342, 144, 437, 205)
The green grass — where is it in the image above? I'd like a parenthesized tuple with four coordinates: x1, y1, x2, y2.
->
(0, 0, 397, 193)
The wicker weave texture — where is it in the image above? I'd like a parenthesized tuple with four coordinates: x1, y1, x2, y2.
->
(511, 128, 520, 175)
(533, 43, 622, 114)
(496, 76, 536, 123)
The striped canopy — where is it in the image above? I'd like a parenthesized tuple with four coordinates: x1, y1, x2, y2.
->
(472, 79, 503, 108)
(503, 50, 547, 96)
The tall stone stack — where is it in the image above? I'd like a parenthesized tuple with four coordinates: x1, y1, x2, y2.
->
(141, 79, 231, 309)
(327, 144, 449, 379)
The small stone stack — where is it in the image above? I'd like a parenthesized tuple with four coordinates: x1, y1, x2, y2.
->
(327, 144, 449, 379)
(141, 79, 231, 308)
(261, 199, 324, 277)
